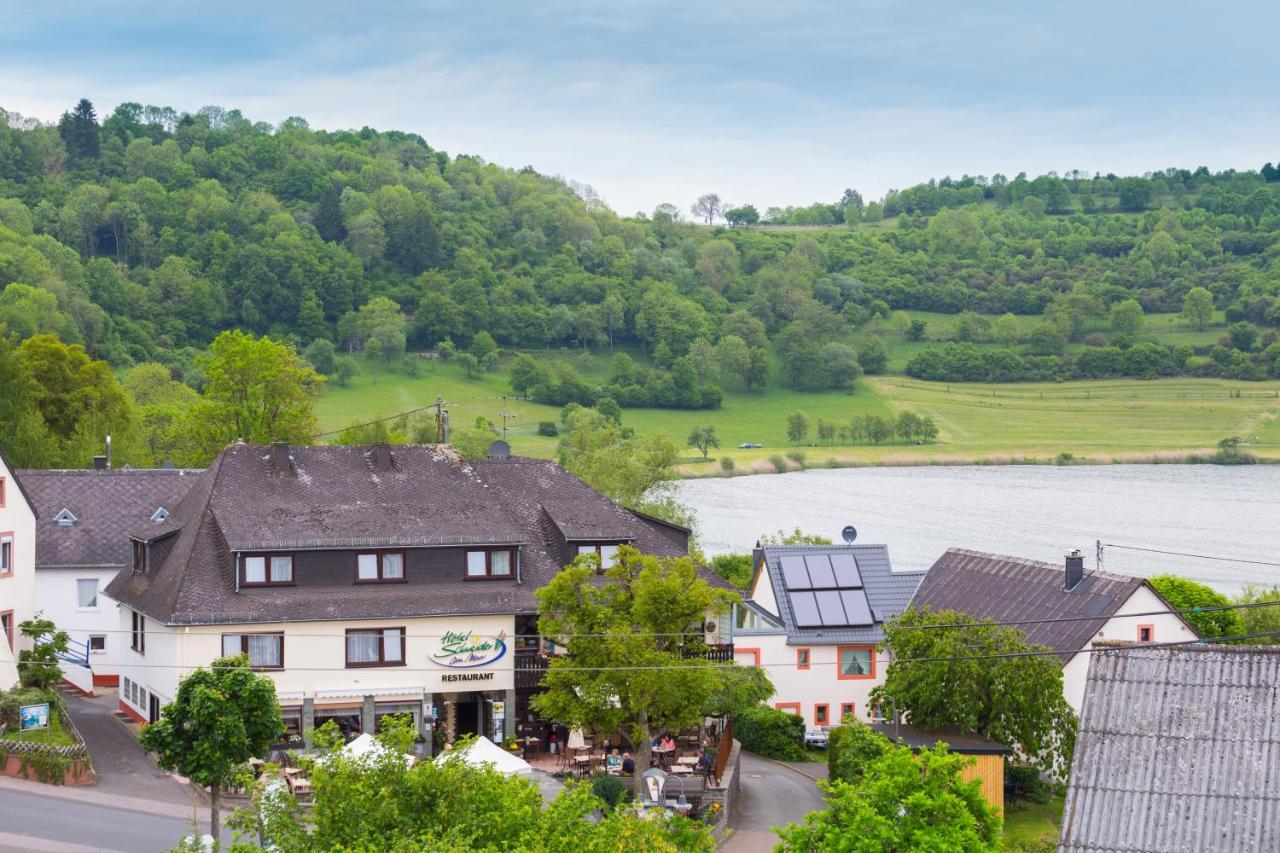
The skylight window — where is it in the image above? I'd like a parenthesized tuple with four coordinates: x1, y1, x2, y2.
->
(150, 507, 170, 523)
(53, 507, 77, 526)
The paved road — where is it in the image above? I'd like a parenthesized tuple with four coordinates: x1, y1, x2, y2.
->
(724, 751, 827, 852)
(0, 777, 220, 852)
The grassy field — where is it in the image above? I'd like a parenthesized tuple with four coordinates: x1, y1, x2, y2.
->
(1002, 794, 1064, 850)
(316, 353, 1280, 474)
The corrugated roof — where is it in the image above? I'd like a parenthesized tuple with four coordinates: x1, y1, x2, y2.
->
(105, 444, 702, 625)
(1061, 643, 1280, 852)
(18, 468, 201, 567)
(757, 544, 925, 646)
(912, 548, 1147, 657)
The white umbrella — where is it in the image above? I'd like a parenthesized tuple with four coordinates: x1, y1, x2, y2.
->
(440, 735, 532, 777)
(340, 732, 414, 768)
(566, 728, 587, 750)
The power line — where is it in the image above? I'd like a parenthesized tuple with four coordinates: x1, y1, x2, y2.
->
(310, 403, 437, 440)
(1103, 543, 1280, 569)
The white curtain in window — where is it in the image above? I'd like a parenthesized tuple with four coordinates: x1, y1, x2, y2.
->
(382, 629, 403, 662)
(222, 635, 241, 657)
(77, 579, 98, 608)
(466, 551, 487, 577)
(358, 554, 378, 580)
(381, 553, 404, 579)
(490, 550, 511, 576)
(270, 556, 293, 582)
(600, 545, 619, 568)
(841, 649, 870, 676)
(244, 556, 266, 583)
(348, 631, 380, 663)
(248, 634, 282, 668)
(577, 545, 594, 558)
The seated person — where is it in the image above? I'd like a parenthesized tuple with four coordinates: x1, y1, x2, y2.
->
(660, 735, 676, 751)
(605, 749, 622, 773)
(652, 735, 662, 748)
(697, 748, 714, 776)
(621, 752, 636, 774)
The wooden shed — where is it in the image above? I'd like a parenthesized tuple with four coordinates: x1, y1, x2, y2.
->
(871, 724, 1012, 816)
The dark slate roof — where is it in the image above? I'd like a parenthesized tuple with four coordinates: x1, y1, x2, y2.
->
(0, 446, 38, 518)
(105, 444, 696, 625)
(913, 548, 1151, 657)
(1061, 643, 1280, 852)
(870, 724, 1013, 756)
(756, 545, 926, 646)
(17, 468, 201, 568)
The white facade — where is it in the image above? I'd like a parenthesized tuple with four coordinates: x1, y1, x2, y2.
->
(1060, 584, 1197, 712)
(114, 609, 518, 744)
(0, 457, 36, 688)
(35, 566, 124, 680)
(734, 632, 888, 729)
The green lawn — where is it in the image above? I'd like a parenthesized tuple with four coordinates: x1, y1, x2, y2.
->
(316, 351, 1280, 474)
(1002, 794, 1064, 851)
(0, 706, 76, 747)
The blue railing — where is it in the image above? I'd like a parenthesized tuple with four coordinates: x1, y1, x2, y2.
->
(57, 637, 90, 668)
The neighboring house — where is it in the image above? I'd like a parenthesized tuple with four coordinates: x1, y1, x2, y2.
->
(733, 544, 925, 728)
(1061, 643, 1280, 852)
(870, 723, 1012, 817)
(0, 449, 37, 688)
(18, 466, 200, 689)
(105, 442, 696, 746)
(912, 548, 1199, 712)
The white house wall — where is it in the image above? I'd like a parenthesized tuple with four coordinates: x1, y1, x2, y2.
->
(0, 460, 36, 688)
(1061, 584, 1197, 712)
(749, 559, 779, 618)
(735, 633, 888, 728)
(36, 567, 126, 682)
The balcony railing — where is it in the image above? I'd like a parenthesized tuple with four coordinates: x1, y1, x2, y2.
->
(516, 644, 735, 691)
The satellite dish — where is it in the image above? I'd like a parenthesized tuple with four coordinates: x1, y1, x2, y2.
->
(488, 439, 511, 460)
(841, 525, 858, 544)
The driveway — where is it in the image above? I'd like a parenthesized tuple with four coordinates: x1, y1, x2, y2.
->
(60, 690, 197, 806)
(724, 751, 827, 852)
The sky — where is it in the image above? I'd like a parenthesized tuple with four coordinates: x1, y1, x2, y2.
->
(2, 1, 1277, 216)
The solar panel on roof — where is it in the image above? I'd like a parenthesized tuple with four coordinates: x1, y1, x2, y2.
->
(829, 553, 863, 588)
(789, 591, 823, 627)
(779, 555, 812, 590)
(839, 589, 874, 626)
(804, 555, 837, 588)
(814, 590, 847, 626)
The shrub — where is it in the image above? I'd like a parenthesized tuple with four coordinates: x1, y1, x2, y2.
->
(828, 719, 890, 784)
(769, 455, 788, 473)
(785, 451, 806, 467)
(591, 774, 629, 812)
(719, 456, 735, 472)
(1006, 764, 1052, 804)
(0, 687, 56, 730)
(736, 707, 806, 761)
(536, 421, 558, 437)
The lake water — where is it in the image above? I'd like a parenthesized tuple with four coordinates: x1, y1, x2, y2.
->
(676, 465, 1280, 592)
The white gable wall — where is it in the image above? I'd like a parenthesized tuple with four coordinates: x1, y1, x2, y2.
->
(0, 458, 37, 688)
(1062, 584, 1198, 711)
(749, 558, 779, 617)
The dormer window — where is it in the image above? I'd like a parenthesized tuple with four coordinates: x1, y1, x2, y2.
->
(54, 507, 78, 527)
(357, 551, 406, 583)
(151, 507, 170, 523)
(241, 553, 294, 587)
(466, 548, 514, 580)
(575, 543, 621, 569)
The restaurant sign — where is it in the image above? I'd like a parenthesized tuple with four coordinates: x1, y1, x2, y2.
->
(432, 630, 508, 669)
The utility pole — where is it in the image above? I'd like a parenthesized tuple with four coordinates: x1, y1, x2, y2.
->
(1095, 540, 1104, 573)
(433, 397, 449, 444)
(498, 396, 517, 440)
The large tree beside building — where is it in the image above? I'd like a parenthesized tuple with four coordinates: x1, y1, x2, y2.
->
(139, 655, 284, 842)
(872, 607, 1077, 778)
(532, 546, 771, 794)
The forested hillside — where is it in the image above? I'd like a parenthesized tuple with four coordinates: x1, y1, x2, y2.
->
(3, 99, 1280, 468)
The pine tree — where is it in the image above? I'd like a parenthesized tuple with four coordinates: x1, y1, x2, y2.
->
(58, 99, 100, 161)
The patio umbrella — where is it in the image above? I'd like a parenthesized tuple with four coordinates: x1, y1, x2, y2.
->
(566, 728, 587, 750)
(440, 736, 532, 777)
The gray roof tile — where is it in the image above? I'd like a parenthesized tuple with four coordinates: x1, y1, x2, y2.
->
(18, 468, 201, 568)
(1061, 644, 1280, 852)
(912, 548, 1149, 656)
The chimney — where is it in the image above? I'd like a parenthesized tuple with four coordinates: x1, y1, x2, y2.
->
(751, 540, 764, 578)
(367, 443, 397, 472)
(92, 456, 108, 470)
(105, 434, 112, 470)
(269, 442, 294, 476)
(1065, 550, 1085, 591)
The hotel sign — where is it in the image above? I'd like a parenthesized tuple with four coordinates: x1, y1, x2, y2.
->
(432, 630, 508, 669)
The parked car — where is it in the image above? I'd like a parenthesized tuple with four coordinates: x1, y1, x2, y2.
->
(804, 728, 829, 748)
(738, 442, 763, 449)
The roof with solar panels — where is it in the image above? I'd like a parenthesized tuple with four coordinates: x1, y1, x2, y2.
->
(747, 544, 927, 645)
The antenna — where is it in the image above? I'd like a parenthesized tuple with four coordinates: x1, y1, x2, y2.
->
(433, 397, 448, 444)
(498, 396, 517, 440)
(841, 525, 858, 544)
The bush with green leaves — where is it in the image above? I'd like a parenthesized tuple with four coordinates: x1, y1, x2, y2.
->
(0, 687, 57, 730)
(1149, 575, 1245, 639)
(735, 706, 806, 761)
(590, 774, 629, 812)
(828, 718, 890, 784)
(1005, 764, 1052, 805)
(536, 421, 558, 437)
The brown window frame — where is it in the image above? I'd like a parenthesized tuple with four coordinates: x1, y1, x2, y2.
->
(240, 552, 296, 587)
(131, 611, 146, 655)
(572, 541, 625, 570)
(464, 547, 516, 581)
(355, 550, 408, 584)
(1137, 624, 1154, 643)
(0, 531, 12, 578)
(0, 476, 6, 507)
(221, 632, 285, 670)
(796, 647, 811, 670)
(345, 627, 407, 668)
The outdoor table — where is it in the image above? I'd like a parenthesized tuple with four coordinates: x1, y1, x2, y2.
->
(282, 767, 302, 776)
(669, 765, 693, 775)
(676, 756, 698, 766)
(290, 777, 312, 795)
